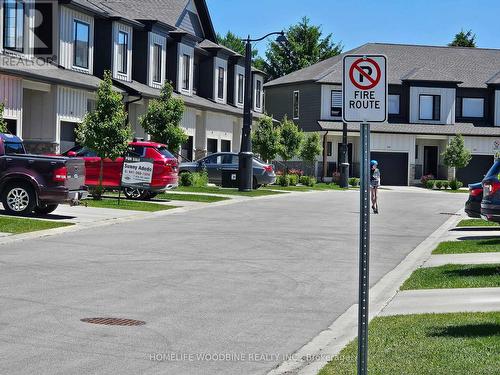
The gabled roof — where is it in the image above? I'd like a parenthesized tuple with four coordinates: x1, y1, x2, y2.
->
(266, 43, 500, 89)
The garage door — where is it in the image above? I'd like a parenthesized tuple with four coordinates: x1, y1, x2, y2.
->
(371, 152, 409, 186)
(456, 155, 494, 185)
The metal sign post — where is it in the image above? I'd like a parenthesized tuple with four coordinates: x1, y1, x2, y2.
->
(357, 122, 371, 375)
(342, 54, 387, 375)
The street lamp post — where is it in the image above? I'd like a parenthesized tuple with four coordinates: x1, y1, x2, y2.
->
(239, 31, 288, 191)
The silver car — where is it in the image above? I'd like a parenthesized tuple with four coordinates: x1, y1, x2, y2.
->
(179, 152, 276, 189)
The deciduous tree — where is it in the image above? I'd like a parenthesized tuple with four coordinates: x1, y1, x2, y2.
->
(299, 132, 322, 175)
(442, 134, 472, 180)
(252, 115, 281, 162)
(0, 103, 7, 133)
(278, 116, 303, 168)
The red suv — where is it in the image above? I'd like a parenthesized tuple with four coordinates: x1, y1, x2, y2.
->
(63, 140, 178, 199)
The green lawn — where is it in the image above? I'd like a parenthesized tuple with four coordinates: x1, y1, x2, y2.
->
(0, 216, 73, 234)
(457, 219, 499, 227)
(318, 312, 500, 375)
(83, 198, 177, 212)
(156, 192, 230, 203)
(264, 183, 347, 192)
(433, 239, 500, 254)
(400, 264, 500, 290)
(176, 186, 286, 196)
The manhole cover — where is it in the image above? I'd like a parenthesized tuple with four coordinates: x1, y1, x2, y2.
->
(80, 317, 146, 326)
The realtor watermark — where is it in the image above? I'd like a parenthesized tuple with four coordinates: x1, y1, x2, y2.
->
(148, 352, 354, 363)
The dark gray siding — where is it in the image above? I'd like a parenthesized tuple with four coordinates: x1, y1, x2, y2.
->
(132, 30, 148, 85)
(93, 19, 113, 79)
(265, 83, 321, 132)
(388, 84, 409, 123)
(198, 56, 214, 99)
(166, 43, 179, 90)
(455, 87, 493, 126)
(177, 10, 204, 38)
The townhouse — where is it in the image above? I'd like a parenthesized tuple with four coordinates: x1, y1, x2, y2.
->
(265, 43, 500, 186)
(0, 0, 265, 159)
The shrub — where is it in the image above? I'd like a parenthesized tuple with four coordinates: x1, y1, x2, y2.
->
(442, 181, 449, 190)
(349, 177, 360, 187)
(289, 174, 299, 186)
(179, 172, 193, 186)
(300, 176, 316, 187)
(277, 174, 290, 187)
(421, 174, 435, 185)
(449, 180, 463, 190)
(192, 170, 209, 187)
(425, 180, 435, 189)
(288, 169, 304, 177)
(435, 180, 443, 189)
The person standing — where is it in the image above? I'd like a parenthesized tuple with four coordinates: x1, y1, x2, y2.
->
(370, 160, 381, 214)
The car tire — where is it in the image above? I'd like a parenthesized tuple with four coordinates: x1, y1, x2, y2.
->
(253, 177, 261, 190)
(2, 182, 36, 216)
(123, 187, 151, 200)
(34, 203, 58, 215)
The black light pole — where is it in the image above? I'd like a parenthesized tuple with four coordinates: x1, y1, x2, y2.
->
(239, 31, 288, 191)
(340, 122, 349, 188)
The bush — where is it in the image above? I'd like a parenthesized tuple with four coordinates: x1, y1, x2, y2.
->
(425, 180, 435, 189)
(277, 174, 290, 187)
(179, 172, 193, 187)
(435, 181, 443, 189)
(421, 174, 435, 185)
(349, 177, 360, 187)
(192, 170, 209, 187)
(289, 174, 299, 186)
(288, 169, 304, 177)
(449, 180, 464, 190)
(442, 181, 449, 190)
(300, 176, 316, 187)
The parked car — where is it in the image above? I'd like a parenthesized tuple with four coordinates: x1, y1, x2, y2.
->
(480, 159, 500, 222)
(179, 152, 276, 189)
(465, 182, 483, 218)
(62, 140, 178, 200)
(0, 134, 87, 215)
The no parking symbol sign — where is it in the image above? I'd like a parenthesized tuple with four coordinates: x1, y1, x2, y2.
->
(343, 55, 387, 123)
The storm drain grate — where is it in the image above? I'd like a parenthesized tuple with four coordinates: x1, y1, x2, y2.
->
(80, 317, 146, 326)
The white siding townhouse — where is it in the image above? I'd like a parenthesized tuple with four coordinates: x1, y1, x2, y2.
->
(265, 43, 500, 185)
(0, 0, 265, 159)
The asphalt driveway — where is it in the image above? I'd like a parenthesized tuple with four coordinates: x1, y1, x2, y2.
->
(0, 188, 465, 375)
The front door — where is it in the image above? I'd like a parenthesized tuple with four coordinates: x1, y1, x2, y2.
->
(424, 146, 438, 177)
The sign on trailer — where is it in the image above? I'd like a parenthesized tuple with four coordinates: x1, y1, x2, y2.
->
(343, 55, 387, 123)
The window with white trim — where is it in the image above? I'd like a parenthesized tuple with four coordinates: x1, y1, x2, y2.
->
(419, 94, 440, 121)
(152, 43, 162, 83)
(331, 90, 342, 117)
(3, 0, 24, 53)
(117, 31, 128, 74)
(217, 67, 225, 99)
(237, 74, 244, 104)
(462, 97, 484, 118)
(388, 94, 400, 114)
(182, 54, 191, 90)
(255, 79, 262, 109)
(74, 20, 90, 69)
(293, 90, 300, 119)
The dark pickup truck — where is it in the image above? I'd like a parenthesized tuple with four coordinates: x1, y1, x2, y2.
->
(0, 134, 87, 215)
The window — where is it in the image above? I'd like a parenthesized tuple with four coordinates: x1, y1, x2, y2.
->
(331, 90, 342, 117)
(117, 31, 128, 74)
(3, 0, 24, 52)
(237, 74, 244, 104)
(419, 94, 441, 121)
(327, 142, 333, 157)
(221, 140, 231, 152)
(255, 79, 262, 109)
(4, 141, 25, 154)
(217, 67, 225, 99)
(207, 138, 218, 154)
(5, 119, 17, 135)
(152, 43, 162, 83)
(127, 145, 145, 157)
(61, 121, 77, 142)
(73, 20, 90, 69)
(157, 146, 175, 158)
(388, 94, 400, 114)
(462, 97, 484, 118)
(415, 144, 419, 160)
(182, 54, 191, 90)
(293, 91, 300, 119)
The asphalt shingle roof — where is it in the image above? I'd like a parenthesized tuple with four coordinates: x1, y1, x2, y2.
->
(266, 43, 500, 88)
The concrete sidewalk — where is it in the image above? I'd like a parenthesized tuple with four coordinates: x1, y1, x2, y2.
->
(380, 287, 500, 315)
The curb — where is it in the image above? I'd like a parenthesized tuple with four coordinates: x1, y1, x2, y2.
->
(267, 211, 463, 375)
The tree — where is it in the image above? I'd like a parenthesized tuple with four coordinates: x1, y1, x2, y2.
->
(258, 17, 343, 81)
(299, 132, 322, 175)
(449, 29, 476, 47)
(442, 134, 472, 180)
(76, 70, 132, 198)
(140, 81, 187, 152)
(0, 103, 7, 133)
(217, 31, 258, 59)
(252, 115, 281, 162)
(278, 116, 303, 168)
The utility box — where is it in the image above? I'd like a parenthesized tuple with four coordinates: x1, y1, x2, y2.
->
(221, 169, 239, 188)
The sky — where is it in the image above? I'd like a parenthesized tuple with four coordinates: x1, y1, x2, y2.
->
(206, 0, 499, 56)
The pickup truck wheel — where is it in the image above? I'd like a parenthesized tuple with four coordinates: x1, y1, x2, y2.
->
(2, 183, 36, 216)
(34, 203, 58, 215)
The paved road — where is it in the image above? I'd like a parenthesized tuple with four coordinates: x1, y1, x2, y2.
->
(0, 189, 464, 375)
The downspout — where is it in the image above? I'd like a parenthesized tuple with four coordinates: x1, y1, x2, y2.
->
(322, 131, 329, 182)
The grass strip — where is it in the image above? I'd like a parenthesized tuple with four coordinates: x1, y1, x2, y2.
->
(83, 198, 177, 212)
(433, 239, 500, 254)
(457, 219, 499, 227)
(0, 216, 73, 234)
